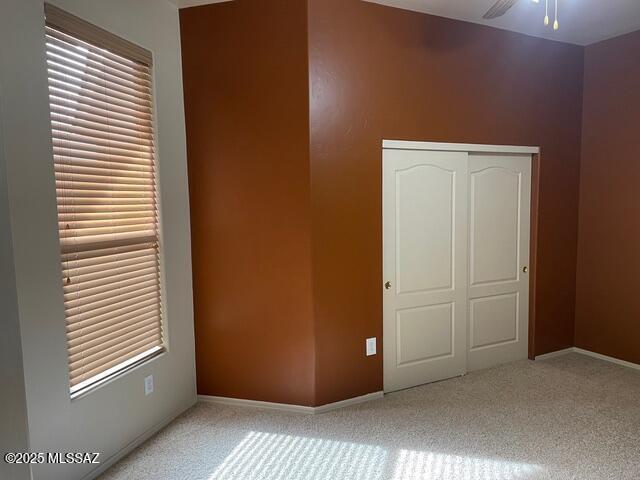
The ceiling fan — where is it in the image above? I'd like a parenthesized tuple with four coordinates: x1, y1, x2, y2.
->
(483, 0, 559, 30)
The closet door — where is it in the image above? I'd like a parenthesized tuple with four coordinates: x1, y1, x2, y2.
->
(383, 149, 468, 393)
(467, 154, 531, 371)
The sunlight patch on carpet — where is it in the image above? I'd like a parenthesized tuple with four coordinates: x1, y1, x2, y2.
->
(208, 431, 388, 480)
(391, 449, 543, 480)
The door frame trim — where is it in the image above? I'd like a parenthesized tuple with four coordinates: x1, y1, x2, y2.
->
(528, 152, 541, 360)
(382, 140, 542, 364)
(382, 140, 539, 155)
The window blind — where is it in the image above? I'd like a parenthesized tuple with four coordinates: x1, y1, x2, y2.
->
(45, 4, 164, 394)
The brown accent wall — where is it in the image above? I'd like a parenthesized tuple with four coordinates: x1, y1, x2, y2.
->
(308, 0, 584, 404)
(181, 0, 585, 406)
(575, 30, 640, 364)
(179, 1, 316, 405)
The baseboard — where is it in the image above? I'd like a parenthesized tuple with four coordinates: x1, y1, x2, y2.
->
(198, 395, 315, 414)
(534, 348, 575, 360)
(314, 391, 384, 414)
(198, 391, 384, 415)
(536, 347, 640, 371)
(573, 348, 640, 371)
(81, 398, 197, 480)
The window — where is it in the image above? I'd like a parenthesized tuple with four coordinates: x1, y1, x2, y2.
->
(45, 4, 164, 395)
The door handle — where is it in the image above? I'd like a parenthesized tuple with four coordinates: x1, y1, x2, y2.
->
(522, 266, 528, 273)
(384, 281, 392, 290)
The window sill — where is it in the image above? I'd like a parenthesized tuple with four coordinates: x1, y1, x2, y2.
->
(70, 346, 165, 402)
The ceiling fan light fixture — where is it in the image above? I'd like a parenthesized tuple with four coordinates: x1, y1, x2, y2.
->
(483, 0, 562, 31)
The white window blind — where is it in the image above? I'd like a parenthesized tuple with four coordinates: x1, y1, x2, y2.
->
(45, 4, 164, 394)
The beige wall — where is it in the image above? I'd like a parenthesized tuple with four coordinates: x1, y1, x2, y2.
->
(0, 1, 196, 479)
(0, 85, 31, 480)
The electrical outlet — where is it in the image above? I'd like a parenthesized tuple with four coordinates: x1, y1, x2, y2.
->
(144, 375, 154, 396)
(366, 337, 377, 356)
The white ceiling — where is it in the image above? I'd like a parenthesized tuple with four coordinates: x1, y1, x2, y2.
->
(365, 0, 640, 45)
(168, 0, 640, 46)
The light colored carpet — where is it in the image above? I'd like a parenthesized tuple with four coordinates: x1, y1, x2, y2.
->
(99, 353, 640, 480)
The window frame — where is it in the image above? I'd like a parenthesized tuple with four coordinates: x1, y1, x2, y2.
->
(44, 3, 168, 399)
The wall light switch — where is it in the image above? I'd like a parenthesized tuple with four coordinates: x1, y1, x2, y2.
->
(366, 337, 377, 356)
(144, 375, 154, 396)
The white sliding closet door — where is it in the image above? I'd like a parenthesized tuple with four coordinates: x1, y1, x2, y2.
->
(383, 144, 533, 393)
(467, 154, 530, 371)
(383, 149, 468, 393)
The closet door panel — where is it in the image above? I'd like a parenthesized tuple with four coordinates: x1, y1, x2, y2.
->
(383, 148, 468, 393)
(467, 154, 531, 371)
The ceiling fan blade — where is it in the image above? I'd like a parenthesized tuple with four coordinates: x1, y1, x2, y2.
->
(483, 0, 520, 19)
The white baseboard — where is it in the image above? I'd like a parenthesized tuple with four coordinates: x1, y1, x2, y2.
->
(534, 348, 575, 360)
(198, 391, 384, 415)
(198, 396, 315, 414)
(82, 398, 197, 480)
(536, 347, 640, 371)
(573, 348, 640, 371)
(314, 391, 384, 413)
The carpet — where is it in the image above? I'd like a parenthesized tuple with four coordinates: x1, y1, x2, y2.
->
(99, 353, 640, 479)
